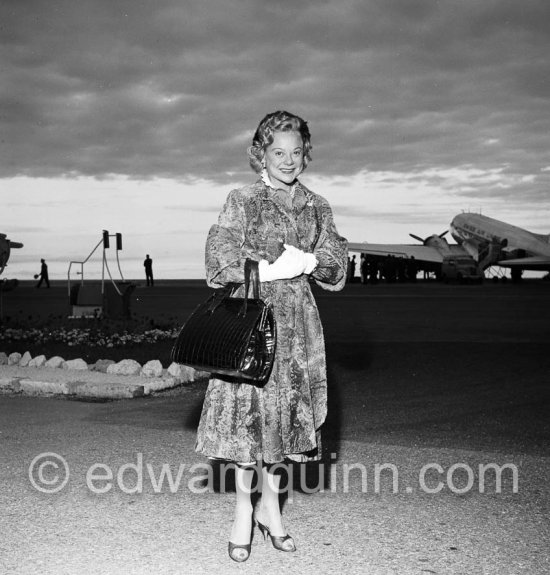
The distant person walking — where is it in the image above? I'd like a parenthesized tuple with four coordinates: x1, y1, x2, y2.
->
(144, 254, 154, 287)
(35, 258, 50, 288)
(349, 254, 356, 282)
(360, 253, 367, 284)
(406, 256, 418, 282)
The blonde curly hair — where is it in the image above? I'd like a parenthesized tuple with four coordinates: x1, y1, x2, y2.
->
(247, 110, 312, 173)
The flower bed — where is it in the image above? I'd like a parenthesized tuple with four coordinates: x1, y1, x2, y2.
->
(0, 326, 178, 348)
(0, 315, 180, 365)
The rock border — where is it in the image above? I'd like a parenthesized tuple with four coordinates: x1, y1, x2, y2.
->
(0, 350, 210, 399)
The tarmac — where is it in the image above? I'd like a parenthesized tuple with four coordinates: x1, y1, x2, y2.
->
(1, 280, 549, 574)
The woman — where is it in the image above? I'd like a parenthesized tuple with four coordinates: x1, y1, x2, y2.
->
(196, 110, 348, 562)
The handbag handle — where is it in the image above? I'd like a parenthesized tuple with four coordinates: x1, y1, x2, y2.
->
(241, 258, 260, 316)
(205, 259, 260, 316)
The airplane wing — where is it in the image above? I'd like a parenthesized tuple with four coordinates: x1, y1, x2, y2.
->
(0, 234, 23, 275)
(497, 256, 550, 271)
(347, 243, 444, 263)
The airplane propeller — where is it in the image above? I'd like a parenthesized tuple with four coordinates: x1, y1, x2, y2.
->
(409, 231, 448, 245)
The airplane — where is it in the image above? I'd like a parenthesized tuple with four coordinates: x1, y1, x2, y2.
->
(348, 213, 550, 279)
(0, 233, 24, 276)
(449, 213, 550, 271)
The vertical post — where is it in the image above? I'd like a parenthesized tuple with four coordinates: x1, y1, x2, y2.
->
(102, 229, 108, 296)
(115, 233, 124, 281)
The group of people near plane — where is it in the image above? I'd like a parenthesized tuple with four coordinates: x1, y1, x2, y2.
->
(347, 253, 425, 284)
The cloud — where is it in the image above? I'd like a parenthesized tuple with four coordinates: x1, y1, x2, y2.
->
(163, 204, 222, 213)
(3, 0, 549, 193)
(2, 0, 549, 278)
(1, 226, 50, 234)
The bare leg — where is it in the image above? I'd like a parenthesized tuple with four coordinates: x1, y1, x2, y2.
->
(228, 464, 255, 561)
(257, 464, 296, 551)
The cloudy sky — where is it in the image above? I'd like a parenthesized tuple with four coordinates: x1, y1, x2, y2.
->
(2, 0, 549, 279)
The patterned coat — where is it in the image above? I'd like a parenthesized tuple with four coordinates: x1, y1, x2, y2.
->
(195, 178, 348, 463)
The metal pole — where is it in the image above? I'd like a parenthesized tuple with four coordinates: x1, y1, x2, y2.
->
(116, 248, 125, 282)
(102, 245, 106, 295)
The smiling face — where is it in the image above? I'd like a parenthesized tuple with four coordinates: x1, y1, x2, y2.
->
(263, 131, 304, 191)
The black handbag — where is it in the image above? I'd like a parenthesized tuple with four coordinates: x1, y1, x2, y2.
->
(170, 259, 276, 386)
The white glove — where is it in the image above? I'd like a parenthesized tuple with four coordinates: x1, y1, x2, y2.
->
(285, 244, 318, 274)
(304, 252, 318, 274)
(258, 245, 317, 282)
(259, 246, 305, 281)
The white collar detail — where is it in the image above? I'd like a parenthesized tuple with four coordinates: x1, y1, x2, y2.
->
(261, 169, 296, 198)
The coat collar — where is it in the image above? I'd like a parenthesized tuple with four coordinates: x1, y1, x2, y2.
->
(258, 170, 313, 216)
